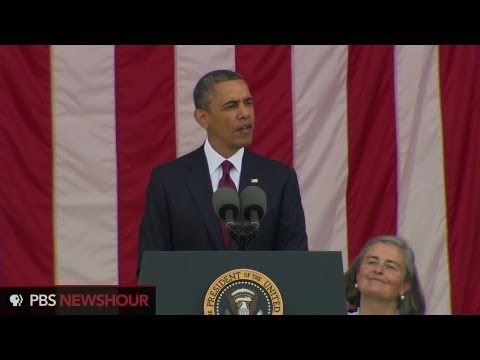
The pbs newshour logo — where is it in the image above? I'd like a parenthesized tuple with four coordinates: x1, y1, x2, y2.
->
(2, 287, 155, 315)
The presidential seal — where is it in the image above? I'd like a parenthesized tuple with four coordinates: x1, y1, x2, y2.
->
(203, 268, 283, 315)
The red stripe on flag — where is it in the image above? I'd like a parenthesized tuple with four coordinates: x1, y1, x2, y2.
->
(235, 46, 293, 166)
(440, 45, 480, 314)
(115, 46, 176, 284)
(346, 46, 398, 262)
(0, 46, 54, 285)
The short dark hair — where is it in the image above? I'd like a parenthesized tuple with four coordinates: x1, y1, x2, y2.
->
(344, 235, 426, 315)
(193, 69, 244, 111)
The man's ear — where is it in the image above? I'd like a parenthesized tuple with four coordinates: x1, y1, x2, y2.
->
(194, 109, 209, 129)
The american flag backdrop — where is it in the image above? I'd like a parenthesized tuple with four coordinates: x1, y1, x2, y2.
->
(0, 45, 479, 315)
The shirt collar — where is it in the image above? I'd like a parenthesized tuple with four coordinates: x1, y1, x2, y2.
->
(204, 138, 244, 176)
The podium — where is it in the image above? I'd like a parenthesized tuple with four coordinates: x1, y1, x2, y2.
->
(138, 251, 346, 315)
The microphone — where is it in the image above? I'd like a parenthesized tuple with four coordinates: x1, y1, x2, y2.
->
(212, 187, 240, 231)
(239, 186, 267, 231)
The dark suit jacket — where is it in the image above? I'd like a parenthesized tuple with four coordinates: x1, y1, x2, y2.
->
(138, 146, 308, 274)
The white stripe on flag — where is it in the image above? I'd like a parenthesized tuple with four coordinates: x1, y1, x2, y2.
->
(52, 45, 118, 284)
(175, 45, 235, 157)
(395, 45, 451, 314)
(293, 45, 349, 270)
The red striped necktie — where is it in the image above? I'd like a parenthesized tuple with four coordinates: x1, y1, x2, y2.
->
(218, 160, 237, 249)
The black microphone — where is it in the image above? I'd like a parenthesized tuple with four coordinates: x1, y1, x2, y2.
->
(212, 187, 240, 232)
(239, 186, 267, 231)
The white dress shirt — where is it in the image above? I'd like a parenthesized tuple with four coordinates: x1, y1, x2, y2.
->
(204, 138, 243, 192)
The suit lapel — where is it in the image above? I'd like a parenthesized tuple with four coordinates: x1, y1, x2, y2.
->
(184, 147, 224, 250)
(239, 149, 258, 192)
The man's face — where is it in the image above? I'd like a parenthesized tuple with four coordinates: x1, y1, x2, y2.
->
(196, 80, 255, 158)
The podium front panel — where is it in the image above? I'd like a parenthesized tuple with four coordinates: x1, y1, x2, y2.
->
(139, 251, 346, 315)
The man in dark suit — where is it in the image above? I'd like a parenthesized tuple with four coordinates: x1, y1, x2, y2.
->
(138, 69, 308, 276)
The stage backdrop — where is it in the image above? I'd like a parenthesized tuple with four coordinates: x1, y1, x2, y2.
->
(1, 45, 479, 315)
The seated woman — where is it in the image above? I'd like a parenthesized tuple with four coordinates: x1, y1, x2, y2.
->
(344, 235, 425, 315)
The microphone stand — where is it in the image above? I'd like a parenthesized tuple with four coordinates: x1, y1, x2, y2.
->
(228, 221, 260, 250)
